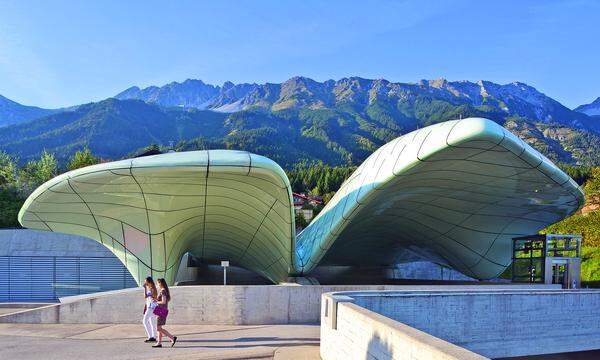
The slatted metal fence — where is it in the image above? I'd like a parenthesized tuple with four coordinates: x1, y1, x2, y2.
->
(0, 256, 137, 301)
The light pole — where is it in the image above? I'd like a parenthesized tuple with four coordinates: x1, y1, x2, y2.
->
(221, 261, 229, 285)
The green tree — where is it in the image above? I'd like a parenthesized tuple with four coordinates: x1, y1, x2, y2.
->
(68, 147, 100, 171)
(0, 151, 23, 228)
(35, 150, 58, 184)
(0, 151, 17, 187)
(287, 162, 356, 203)
(295, 212, 308, 229)
(0, 187, 24, 228)
(559, 164, 592, 185)
(19, 150, 58, 193)
(584, 167, 600, 194)
(322, 191, 336, 204)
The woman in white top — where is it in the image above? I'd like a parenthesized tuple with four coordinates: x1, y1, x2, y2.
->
(142, 276, 158, 343)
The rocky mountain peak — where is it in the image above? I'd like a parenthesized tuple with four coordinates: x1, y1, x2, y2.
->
(428, 78, 449, 88)
(222, 81, 235, 90)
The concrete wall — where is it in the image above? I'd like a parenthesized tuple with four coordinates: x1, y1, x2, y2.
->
(322, 289, 600, 359)
(390, 261, 474, 281)
(321, 300, 486, 360)
(0, 284, 554, 325)
(306, 262, 479, 285)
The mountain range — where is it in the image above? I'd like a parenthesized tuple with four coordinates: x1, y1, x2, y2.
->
(1, 77, 600, 168)
(0, 95, 58, 127)
(114, 77, 599, 126)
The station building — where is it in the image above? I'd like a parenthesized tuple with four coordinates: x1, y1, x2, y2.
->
(9, 118, 583, 300)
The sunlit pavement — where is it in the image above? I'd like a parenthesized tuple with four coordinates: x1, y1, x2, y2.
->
(0, 323, 320, 360)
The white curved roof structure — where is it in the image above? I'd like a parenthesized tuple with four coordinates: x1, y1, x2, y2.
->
(19, 150, 296, 284)
(19, 118, 584, 284)
(296, 118, 584, 279)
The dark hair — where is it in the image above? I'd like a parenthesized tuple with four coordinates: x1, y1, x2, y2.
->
(157, 278, 171, 301)
(144, 276, 157, 298)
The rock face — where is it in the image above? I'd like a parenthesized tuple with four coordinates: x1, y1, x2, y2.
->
(0, 95, 56, 127)
(114, 79, 220, 109)
(575, 97, 600, 116)
(582, 193, 600, 214)
(112, 76, 593, 128)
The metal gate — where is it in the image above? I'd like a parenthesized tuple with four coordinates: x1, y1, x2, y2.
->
(0, 256, 137, 302)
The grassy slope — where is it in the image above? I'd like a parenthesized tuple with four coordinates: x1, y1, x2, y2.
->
(581, 247, 600, 287)
(543, 168, 600, 286)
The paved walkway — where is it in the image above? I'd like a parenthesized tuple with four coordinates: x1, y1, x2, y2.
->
(0, 323, 320, 360)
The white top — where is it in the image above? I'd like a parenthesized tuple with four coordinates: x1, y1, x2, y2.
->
(145, 288, 153, 306)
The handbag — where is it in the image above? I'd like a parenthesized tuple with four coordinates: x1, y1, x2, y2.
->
(153, 305, 169, 318)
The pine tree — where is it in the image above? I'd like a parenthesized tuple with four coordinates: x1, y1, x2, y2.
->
(68, 147, 100, 171)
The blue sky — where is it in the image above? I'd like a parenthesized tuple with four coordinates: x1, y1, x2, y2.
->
(0, 0, 598, 109)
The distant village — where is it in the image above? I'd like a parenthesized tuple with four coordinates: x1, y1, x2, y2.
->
(293, 192, 323, 230)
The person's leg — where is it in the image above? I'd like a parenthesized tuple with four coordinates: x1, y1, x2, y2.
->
(156, 325, 163, 345)
(142, 311, 152, 339)
(161, 327, 174, 341)
(149, 314, 156, 339)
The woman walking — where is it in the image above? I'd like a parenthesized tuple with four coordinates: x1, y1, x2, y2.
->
(153, 278, 177, 348)
(142, 276, 157, 343)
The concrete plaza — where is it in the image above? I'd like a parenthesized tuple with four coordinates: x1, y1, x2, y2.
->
(0, 323, 320, 360)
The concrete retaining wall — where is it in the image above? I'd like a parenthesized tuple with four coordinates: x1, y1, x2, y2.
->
(390, 261, 474, 281)
(321, 289, 600, 359)
(0, 284, 554, 325)
(321, 300, 486, 360)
